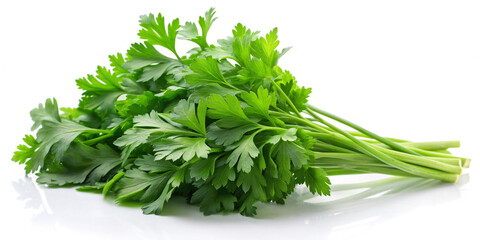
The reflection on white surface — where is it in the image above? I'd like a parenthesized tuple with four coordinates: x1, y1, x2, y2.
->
(9, 174, 469, 239)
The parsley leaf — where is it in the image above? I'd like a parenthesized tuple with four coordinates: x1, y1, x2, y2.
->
(191, 184, 237, 215)
(76, 66, 124, 114)
(37, 142, 121, 186)
(114, 169, 170, 202)
(12, 135, 38, 169)
(241, 86, 274, 120)
(225, 134, 259, 173)
(207, 94, 251, 127)
(171, 99, 207, 135)
(153, 137, 210, 161)
(179, 8, 217, 49)
(138, 13, 182, 61)
(189, 155, 217, 180)
(134, 155, 178, 173)
(302, 167, 331, 196)
(186, 57, 230, 87)
(123, 42, 173, 70)
(28, 99, 105, 173)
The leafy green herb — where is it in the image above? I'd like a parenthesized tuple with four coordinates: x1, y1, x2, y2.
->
(12, 8, 469, 217)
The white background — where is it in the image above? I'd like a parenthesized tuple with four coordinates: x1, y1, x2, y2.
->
(1, 1, 479, 239)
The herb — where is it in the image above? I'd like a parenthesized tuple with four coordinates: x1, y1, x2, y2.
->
(12, 8, 469, 216)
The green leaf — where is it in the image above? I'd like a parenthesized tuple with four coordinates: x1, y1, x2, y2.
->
(186, 57, 227, 86)
(276, 70, 312, 112)
(206, 123, 258, 146)
(114, 169, 170, 202)
(121, 78, 146, 94)
(189, 83, 240, 102)
(231, 23, 258, 66)
(137, 61, 182, 82)
(80, 92, 123, 114)
(171, 99, 206, 135)
(113, 127, 157, 165)
(207, 94, 250, 125)
(225, 135, 259, 173)
(203, 37, 235, 60)
(266, 128, 297, 145)
(250, 28, 280, 68)
(178, 22, 199, 42)
(179, 8, 217, 49)
(168, 166, 187, 188)
(189, 156, 217, 180)
(30, 98, 60, 131)
(131, 111, 194, 135)
(115, 166, 185, 215)
(37, 143, 122, 186)
(60, 107, 101, 129)
(138, 13, 181, 56)
(241, 86, 273, 119)
(123, 42, 181, 82)
(191, 184, 237, 215)
(236, 166, 267, 201)
(155, 86, 186, 100)
(114, 110, 198, 165)
(303, 167, 331, 196)
(134, 155, 178, 173)
(123, 42, 173, 70)
(264, 175, 289, 203)
(141, 184, 175, 215)
(153, 137, 210, 161)
(238, 194, 258, 217)
(76, 66, 124, 113)
(12, 135, 38, 165)
(76, 66, 122, 93)
(116, 91, 157, 117)
(211, 158, 236, 189)
(109, 53, 129, 75)
(275, 141, 309, 169)
(28, 99, 102, 173)
(197, 8, 217, 40)
(272, 140, 309, 183)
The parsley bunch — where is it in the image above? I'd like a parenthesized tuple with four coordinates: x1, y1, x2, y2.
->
(12, 8, 469, 216)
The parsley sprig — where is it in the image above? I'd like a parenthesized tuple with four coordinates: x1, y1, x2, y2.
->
(12, 8, 469, 216)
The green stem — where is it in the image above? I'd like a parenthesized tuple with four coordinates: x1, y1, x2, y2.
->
(308, 131, 364, 153)
(84, 129, 110, 134)
(348, 131, 409, 142)
(307, 105, 420, 156)
(406, 147, 458, 158)
(285, 124, 318, 132)
(317, 159, 393, 168)
(369, 140, 460, 152)
(84, 123, 123, 146)
(315, 152, 377, 162)
(401, 141, 460, 150)
(321, 166, 417, 177)
(314, 142, 356, 153)
(370, 145, 462, 174)
(269, 78, 303, 119)
(323, 168, 367, 176)
(223, 81, 243, 92)
(269, 111, 330, 133)
(305, 109, 458, 182)
(315, 149, 462, 174)
(173, 51, 185, 65)
(388, 145, 469, 167)
(84, 133, 114, 145)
